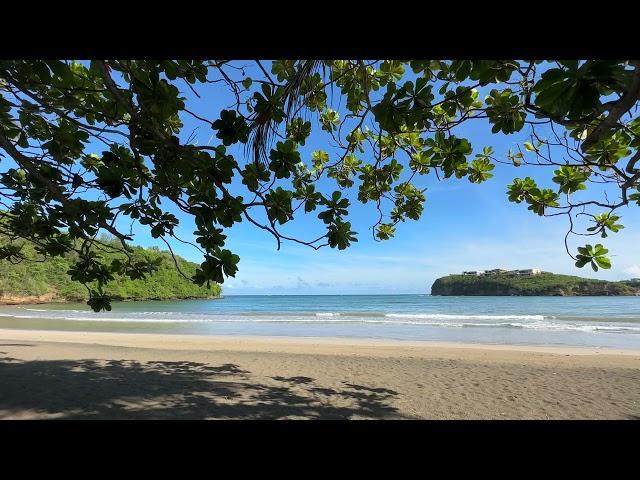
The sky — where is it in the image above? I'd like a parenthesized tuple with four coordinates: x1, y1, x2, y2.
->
(5, 61, 640, 295)
(117, 61, 640, 295)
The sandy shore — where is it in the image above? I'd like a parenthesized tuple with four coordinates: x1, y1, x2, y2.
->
(0, 328, 639, 419)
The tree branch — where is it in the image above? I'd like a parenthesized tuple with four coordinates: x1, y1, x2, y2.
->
(581, 65, 640, 153)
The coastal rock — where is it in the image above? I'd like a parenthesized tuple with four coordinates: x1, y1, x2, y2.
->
(0, 291, 62, 305)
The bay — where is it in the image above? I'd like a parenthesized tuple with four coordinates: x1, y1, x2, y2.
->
(1, 294, 639, 349)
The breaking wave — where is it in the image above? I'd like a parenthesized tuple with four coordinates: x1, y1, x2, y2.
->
(1, 308, 639, 334)
(384, 313, 546, 321)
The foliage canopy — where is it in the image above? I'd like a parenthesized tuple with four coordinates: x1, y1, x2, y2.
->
(1, 60, 638, 310)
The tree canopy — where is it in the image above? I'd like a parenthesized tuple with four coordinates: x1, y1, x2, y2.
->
(0, 60, 638, 311)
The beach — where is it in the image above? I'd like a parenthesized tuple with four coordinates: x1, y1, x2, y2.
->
(1, 328, 639, 420)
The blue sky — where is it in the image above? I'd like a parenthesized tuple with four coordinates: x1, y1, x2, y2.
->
(5, 61, 640, 294)
(114, 62, 640, 294)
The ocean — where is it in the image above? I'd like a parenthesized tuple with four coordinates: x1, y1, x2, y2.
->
(1, 294, 639, 349)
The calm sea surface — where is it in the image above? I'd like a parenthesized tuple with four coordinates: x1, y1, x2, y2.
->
(1, 295, 639, 349)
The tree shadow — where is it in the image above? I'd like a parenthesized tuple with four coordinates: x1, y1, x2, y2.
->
(271, 375, 314, 385)
(0, 354, 407, 420)
(343, 383, 399, 395)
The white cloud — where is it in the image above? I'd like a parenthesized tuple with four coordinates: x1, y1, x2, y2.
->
(623, 265, 640, 278)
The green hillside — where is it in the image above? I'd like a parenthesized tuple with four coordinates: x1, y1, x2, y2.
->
(431, 272, 640, 296)
(0, 237, 221, 303)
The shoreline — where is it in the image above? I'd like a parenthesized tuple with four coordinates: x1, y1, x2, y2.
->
(0, 295, 223, 306)
(1, 328, 638, 419)
(0, 328, 639, 357)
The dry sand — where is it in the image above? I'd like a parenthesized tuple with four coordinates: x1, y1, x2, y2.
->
(0, 328, 639, 420)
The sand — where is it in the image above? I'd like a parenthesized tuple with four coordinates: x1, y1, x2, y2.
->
(0, 328, 639, 420)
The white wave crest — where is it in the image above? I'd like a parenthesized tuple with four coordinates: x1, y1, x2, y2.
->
(2, 309, 639, 334)
(384, 313, 546, 321)
(22, 308, 85, 313)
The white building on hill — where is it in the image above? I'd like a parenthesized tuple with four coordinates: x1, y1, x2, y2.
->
(461, 268, 542, 276)
(510, 268, 542, 275)
(484, 268, 509, 275)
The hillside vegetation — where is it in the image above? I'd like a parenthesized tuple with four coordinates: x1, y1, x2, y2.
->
(431, 272, 640, 296)
(0, 237, 221, 304)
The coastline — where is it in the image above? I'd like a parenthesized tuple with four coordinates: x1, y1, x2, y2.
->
(1, 328, 638, 419)
(0, 295, 223, 306)
(1, 328, 639, 356)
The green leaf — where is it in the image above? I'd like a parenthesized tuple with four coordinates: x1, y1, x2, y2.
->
(212, 109, 249, 146)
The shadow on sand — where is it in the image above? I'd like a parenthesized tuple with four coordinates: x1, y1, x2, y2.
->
(0, 353, 406, 420)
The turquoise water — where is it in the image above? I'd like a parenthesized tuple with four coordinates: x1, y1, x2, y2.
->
(1, 295, 639, 349)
